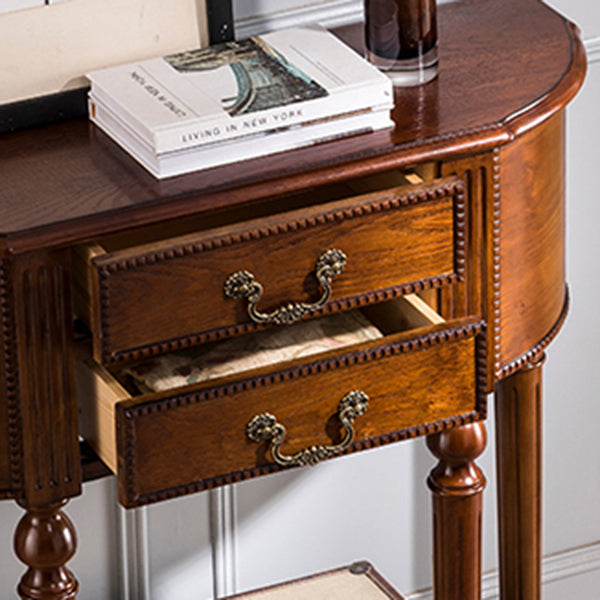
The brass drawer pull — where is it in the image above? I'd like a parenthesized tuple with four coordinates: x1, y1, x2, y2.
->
(246, 390, 368, 467)
(224, 248, 347, 325)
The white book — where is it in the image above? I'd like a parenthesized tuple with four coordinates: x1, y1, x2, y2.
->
(87, 26, 393, 155)
(90, 95, 393, 179)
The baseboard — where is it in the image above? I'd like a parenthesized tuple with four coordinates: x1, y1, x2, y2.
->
(405, 542, 600, 600)
(585, 37, 600, 63)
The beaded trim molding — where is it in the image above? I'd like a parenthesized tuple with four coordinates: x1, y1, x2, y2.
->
(96, 178, 465, 364)
(497, 287, 569, 379)
(117, 319, 487, 507)
(0, 260, 22, 500)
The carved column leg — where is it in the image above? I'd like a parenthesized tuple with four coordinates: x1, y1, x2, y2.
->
(427, 422, 487, 600)
(14, 500, 78, 600)
(6, 251, 82, 599)
(494, 355, 544, 600)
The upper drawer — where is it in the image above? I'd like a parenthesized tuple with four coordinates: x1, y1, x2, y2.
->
(73, 175, 464, 365)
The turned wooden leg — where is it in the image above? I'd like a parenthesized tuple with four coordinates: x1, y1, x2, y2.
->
(427, 422, 487, 600)
(495, 355, 544, 600)
(14, 500, 78, 600)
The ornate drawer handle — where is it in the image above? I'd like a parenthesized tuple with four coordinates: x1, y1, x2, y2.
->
(224, 248, 347, 325)
(246, 390, 369, 467)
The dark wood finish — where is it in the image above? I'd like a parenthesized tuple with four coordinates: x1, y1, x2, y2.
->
(0, 258, 19, 499)
(0, 417, 9, 494)
(13, 501, 78, 600)
(80, 441, 112, 484)
(78, 177, 464, 364)
(0, 0, 584, 255)
(495, 355, 545, 600)
(440, 153, 498, 388)
(0, 260, 13, 496)
(498, 115, 567, 374)
(76, 314, 486, 507)
(0, 0, 586, 598)
(1, 251, 83, 596)
(9, 251, 81, 507)
(427, 422, 487, 600)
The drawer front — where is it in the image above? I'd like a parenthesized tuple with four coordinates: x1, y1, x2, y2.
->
(86, 177, 464, 364)
(95, 317, 485, 508)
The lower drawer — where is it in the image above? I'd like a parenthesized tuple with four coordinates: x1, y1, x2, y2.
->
(76, 296, 486, 508)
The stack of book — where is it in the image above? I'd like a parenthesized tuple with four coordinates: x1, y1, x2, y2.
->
(87, 26, 394, 179)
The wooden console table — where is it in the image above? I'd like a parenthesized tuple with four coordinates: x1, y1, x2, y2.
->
(0, 1, 585, 598)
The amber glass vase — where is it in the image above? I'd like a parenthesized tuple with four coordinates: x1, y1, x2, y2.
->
(365, 0, 438, 85)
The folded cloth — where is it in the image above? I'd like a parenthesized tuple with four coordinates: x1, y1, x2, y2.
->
(123, 311, 382, 393)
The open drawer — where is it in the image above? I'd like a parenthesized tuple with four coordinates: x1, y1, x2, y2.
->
(76, 295, 486, 508)
(72, 173, 465, 365)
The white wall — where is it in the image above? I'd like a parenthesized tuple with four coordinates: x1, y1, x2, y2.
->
(0, 0, 207, 104)
(0, 1, 599, 599)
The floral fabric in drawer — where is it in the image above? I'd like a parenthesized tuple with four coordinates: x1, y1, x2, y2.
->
(123, 311, 382, 393)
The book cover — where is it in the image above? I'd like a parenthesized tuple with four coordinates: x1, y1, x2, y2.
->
(87, 26, 393, 154)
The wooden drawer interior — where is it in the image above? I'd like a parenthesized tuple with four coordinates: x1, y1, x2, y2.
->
(71, 164, 465, 366)
(75, 294, 485, 507)
(75, 162, 438, 259)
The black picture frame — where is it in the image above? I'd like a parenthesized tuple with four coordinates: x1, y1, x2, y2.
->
(0, 0, 237, 134)
(206, 0, 235, 44)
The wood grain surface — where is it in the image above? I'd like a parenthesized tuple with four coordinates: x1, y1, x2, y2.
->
(0, 0, 585, 254)
(76, 308, 485, 507)
(14, 501, 78, 600)
(0, 2, 587, 598)
(78, 177, 463, 364)
(495, 356, 545, 600)
(498, 114, 567, 371)
(9, 251, 81, 507)
(427, 421, 487, 600)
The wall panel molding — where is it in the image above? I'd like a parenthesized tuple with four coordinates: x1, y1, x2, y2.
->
(234, 0, 363, 39)
(585, 37, 600, 63)
(406, 542, 600, 600)
(210, 487, 238, 599)
(117, 505, 151, 600)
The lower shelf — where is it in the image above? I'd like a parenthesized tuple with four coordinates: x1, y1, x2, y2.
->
(222, 562, 405, 600)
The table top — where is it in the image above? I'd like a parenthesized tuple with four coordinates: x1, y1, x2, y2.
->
(0, 0, 585, 254)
